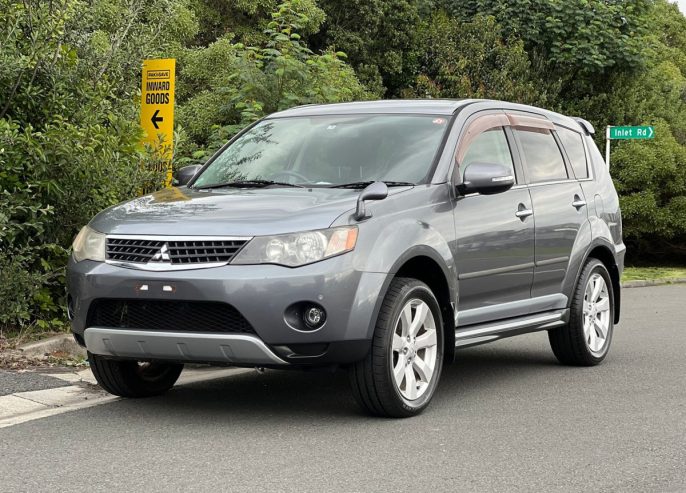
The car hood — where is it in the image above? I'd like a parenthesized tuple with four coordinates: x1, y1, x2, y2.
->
(90, 186, 410, 236)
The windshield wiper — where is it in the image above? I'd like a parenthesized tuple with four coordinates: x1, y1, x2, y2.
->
(329, 180, 415, 189)
(194, 179, 306, 190)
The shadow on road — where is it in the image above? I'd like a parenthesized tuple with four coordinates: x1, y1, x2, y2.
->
(110, 340, 567, 421)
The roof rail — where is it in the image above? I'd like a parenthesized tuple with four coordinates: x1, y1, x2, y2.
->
(572, 117, 595, 136)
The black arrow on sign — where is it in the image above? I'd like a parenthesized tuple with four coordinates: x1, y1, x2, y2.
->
(151, 109, 164, 129)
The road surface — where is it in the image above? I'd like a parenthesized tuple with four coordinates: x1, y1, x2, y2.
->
(1, 284, 685, 492)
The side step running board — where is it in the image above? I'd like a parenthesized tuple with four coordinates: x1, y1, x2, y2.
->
(455, 310, 568, 348)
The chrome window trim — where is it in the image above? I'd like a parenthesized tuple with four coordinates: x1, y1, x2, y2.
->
(527, 179, 578, 188)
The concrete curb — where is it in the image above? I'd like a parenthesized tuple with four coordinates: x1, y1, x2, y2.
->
(0, 367, 250, 429)
(18, 334, 87, 360)
(621, 277, 686, 288)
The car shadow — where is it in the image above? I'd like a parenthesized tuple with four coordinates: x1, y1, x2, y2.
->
(107, 339, 567, 422)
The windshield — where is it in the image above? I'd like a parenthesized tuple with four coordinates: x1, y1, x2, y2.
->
(191, 114, 450, 188)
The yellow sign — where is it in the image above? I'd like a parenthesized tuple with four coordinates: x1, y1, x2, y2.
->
(141, 58, 176, 187)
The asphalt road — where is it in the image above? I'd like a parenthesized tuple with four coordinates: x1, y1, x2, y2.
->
(1, 284, 685, 492)
(0, 371, 69, 396)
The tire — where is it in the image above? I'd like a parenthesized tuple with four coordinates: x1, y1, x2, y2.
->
(88, 352, 183, 398)
(349, 277, 444, 418)
(548, 258, 614, 366)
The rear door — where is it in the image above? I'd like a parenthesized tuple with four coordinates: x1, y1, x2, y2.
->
(453, 112, 535, 322)
(509, 114, 588, 298)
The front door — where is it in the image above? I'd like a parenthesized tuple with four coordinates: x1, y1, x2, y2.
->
(453, 114, 535, 324)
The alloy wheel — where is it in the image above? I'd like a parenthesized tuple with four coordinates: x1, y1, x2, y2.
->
(583, 273, 611, 354)
(391, 298, 439, 400)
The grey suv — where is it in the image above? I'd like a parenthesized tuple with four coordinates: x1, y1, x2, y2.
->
(67, 99, 625, 417)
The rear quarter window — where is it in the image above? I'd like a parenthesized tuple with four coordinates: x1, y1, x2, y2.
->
(556, 126, 589, 179)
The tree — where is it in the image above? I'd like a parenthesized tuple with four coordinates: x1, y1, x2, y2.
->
(310, 0, 421, 96)
(187, 0, 324, 47)
(594, 1, 686, 258)
(175, 0, 367, 163)
(444, 0, 651, 75)
(408, 13, 547, 105)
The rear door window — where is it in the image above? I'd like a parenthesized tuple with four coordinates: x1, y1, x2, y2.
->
(516, 128, 568, 183)
(556, 126, 589, 179)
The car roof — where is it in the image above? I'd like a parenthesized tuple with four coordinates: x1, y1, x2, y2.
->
(267, 99, 588, 133)
(268, 99, 477, 117)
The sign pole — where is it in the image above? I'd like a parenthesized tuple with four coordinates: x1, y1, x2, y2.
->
(605, 126, 611, 169)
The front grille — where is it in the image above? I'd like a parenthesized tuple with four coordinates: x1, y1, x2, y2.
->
(106, 237, 249, 266)
(87, 299, 256, 334)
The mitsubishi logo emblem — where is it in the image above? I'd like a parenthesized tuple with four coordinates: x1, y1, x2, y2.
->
(151, 243, 171, 262)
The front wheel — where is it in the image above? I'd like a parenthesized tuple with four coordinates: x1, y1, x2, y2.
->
(89, 352, 183, 397)
(548, 258, 614, 366)
(349, 277, 444, 418)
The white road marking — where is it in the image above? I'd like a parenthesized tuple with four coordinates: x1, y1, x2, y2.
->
(0, 367, 251, 429)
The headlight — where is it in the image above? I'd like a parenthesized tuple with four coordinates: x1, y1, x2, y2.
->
(232, 226, 358, 267)
(72, 225, 106, 262)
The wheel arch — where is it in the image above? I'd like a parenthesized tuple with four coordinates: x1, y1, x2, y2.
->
(579, 243, 622, 324)
(367, 248, 456, 363)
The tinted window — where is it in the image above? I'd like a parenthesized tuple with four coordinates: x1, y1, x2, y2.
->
(461, 128, 514, 178)
(557, 127, 588, 179)
(516, 128, 568, 183)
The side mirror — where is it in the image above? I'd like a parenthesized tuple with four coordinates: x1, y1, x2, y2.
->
(458, 162, 515, 195)
(354, 181, 389, 220)
(174, 165, 203, 187)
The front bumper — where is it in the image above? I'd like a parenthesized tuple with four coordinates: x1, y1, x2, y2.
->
(85, 328, 288, 365)
(67, 255, 387, 366)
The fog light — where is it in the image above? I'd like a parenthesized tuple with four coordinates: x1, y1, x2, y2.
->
(304, 305, 326, 329)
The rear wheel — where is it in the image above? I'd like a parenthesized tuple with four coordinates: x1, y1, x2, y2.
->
(89, 352, 183, 397)
(349, 278, 444, 418)
(548, 258, 614, 366)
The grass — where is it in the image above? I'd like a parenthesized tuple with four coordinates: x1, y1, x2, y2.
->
(622, 266, 686, 282)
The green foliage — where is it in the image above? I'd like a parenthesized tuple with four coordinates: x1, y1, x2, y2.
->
(188, 0, 325, 47)
(175, 0, 367, 163)
(445, 0, 651, 75)
(408, 13, 548, 105)
(612, 120, 686, 249)
(3, 0, 686, 331)
(311, 0, 421, 95)
(69, 0, 198, 98)
(0, 0, 175, 330)
(596, 2, 686, 258)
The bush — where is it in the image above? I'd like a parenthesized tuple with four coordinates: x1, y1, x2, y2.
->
(0, 0, 172, 331)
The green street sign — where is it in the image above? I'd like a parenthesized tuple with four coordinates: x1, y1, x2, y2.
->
(608, 126, 654, 140)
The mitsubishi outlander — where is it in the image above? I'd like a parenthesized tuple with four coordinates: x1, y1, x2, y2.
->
(67, 100, 625, 417)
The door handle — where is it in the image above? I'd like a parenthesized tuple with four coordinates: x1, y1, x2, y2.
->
(572, 195, 587, 209)
(515, 204, 533, 219)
